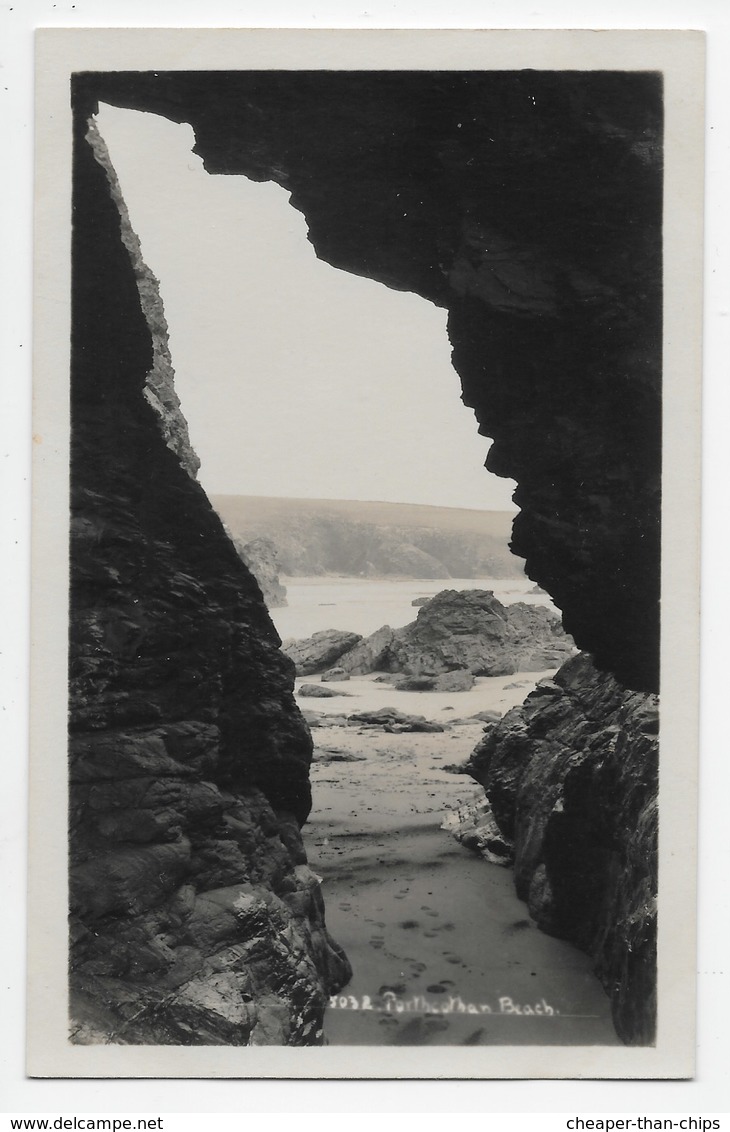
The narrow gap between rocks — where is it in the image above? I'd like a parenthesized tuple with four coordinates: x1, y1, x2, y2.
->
(94, 105, 620, 1047)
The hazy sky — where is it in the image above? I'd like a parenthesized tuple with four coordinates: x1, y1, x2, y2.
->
(96, 102, 518, 512)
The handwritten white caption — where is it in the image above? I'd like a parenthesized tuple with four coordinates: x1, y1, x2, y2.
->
(328, 992, 559, 1016)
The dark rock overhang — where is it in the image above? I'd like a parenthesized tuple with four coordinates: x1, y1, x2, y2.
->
(71, 69, 663, 693)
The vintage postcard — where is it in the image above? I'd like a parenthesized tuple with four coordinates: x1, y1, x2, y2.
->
(28, 28, 704, 1078)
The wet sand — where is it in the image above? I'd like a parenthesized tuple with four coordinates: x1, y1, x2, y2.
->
(302, 674, 620, 1047)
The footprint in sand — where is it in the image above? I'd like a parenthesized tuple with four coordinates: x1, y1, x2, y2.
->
(399, 920, 419, 930)
(423, 930, 438, 939)
(379, 983, 406, 996)
(426, 910, 439, 918)
(426, 984, 447, 994)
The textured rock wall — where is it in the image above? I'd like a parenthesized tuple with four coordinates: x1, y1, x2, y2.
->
(69, 101, 349, 1044)
(233, 536, 288, 609)
(467, 653, 658, 1044)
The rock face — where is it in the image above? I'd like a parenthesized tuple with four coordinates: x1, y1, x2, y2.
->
(69, 106, 350, 1045)
(336, 625, 396, 676)
(287, 592, 573, 681)
(386, 590, 574, 676)
(234, 536, 287, 609)
(467, 653, 658, 1044)
(282, 631, 363, 677)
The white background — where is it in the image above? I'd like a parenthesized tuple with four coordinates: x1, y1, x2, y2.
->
(2, 0, 729, 1116)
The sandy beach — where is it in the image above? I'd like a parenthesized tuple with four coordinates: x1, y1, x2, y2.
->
(301, 672, 620, 1046)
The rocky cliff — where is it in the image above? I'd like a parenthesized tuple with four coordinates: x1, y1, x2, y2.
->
(69, 103, 349, 1045)
(233, 536, 288, 609)
(467, 653, 658, 1044)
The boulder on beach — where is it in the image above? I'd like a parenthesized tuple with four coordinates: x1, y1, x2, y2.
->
(336, 625, 395, 675)
(392, 669, 475, 693)
(391, 674, 438, 692)
(233, 535, 288, 609)
(434, 669, 476, 692)
(283, 589, 573, 687)
(346, 707, 445, 733)
(298, 683, 351, 698)
(387, 590, 574, 677)
(282, 629, 362, 675)
(441, 799, 514, 866)
(411, 595, 431, 607)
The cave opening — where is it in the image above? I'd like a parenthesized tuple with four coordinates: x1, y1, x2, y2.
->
(69, 71, 661, 1048)
(87, 102, 624, 1047)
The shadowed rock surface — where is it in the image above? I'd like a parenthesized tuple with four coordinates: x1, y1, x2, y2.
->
(466, 653, 658, 1044)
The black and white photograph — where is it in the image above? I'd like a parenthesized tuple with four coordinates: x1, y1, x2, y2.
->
(26, 27, 704, 1080)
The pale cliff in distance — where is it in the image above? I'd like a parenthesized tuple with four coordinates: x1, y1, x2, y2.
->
(211, 496, 522, 580)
